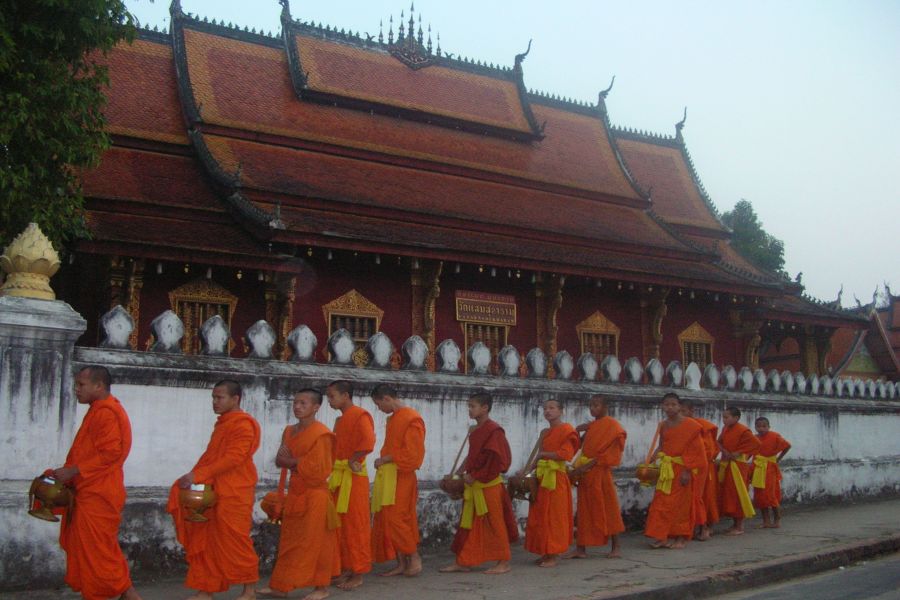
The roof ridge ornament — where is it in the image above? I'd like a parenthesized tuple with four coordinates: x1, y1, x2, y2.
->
(514, 39, 532, 69)
(279, 0, 291, 22)
(169, 0, 183, 18)
(388, 5, 435, 69)
(675, 106, 687, 142)
(598, 75, 615, 102)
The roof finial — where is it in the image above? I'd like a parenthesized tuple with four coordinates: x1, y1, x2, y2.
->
(169, 0, 183, 18)
(885, 281, 893, 299)
(388, 15, 394, 44)
(598, 75, 615, 102)
(398, 10, 405, 40)
(417, 14, 424, 45)
(409, 3, 416, 45)
(427, 24, 432, 54)
(278, 0, 291, 21)
(436, 32, 441, 57)
(675, 106, 687, 140)
(515, 39, 532, 68)
(378, 19, 384, 44)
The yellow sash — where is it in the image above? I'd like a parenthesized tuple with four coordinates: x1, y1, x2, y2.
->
(574, 455, 593, 469)
(655, 452, 685, 494)
(460, 475, 503, 529)
(718, 454, 756, 518)
(751, 455, 778, 489)
(329, 459, 369, 514)
(535, 459, 567, 490)
(371, 462, 398, 513)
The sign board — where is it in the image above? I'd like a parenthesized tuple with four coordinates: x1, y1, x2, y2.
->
(455, 290, 517, 326)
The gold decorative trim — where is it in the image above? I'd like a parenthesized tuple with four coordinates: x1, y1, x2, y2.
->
(322, 289, 384, 337)
(576, 310, 621, 357)
(0, 223, 60, 299)
(678, 321, 715, 366)
(168, 279, 238, 354)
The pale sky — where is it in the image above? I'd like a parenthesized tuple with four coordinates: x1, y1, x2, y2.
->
(127, 0, 899, 307)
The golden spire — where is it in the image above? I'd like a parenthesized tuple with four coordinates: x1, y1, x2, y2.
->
(0, 223, 61, 300)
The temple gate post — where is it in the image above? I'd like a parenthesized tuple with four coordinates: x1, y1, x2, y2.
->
(411, 259, 442, 370)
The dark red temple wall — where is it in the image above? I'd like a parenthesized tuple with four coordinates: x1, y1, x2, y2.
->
(661, 295, 739, 367)
(759, 336, 801, 372)
(435, 267, 538, 353)
(556, 282, 644, 360)
(292, 253, 412, 359)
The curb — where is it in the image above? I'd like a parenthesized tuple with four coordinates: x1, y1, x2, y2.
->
(584, 534, 900, 599)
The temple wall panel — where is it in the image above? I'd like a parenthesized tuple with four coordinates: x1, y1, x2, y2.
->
(662, 295, 740, 367)
(556, 284, 644, 362)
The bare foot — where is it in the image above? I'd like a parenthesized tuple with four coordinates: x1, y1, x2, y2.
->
(649, 540, 669, 549)
(697, 531, 711, 541)
(725, 529, 745, 536)
(336, 574, 364, 590)
(671, 537, 688, 549)
(255, 588, 287, 599)
(379, 564, 405, 577)
(237, 583, 257, 600)
(438, 564, 471, 573)
(756, 523, 770, 529)
(332, 571, 351, 586)
(403, 553, 423, 577)
(484, 561, 510, 574)
(538, 556, 558, 568)
(606, 548, 622, 559)
(185, 594, 214, 600)
(121, 587, 144, 600)
(562, 547, 587, 559)
(301, 587, 330, 600)
(771, 521, 781, 529)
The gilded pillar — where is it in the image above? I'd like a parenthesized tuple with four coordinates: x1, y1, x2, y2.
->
(815, 330, 833, 376)
(108, 255, 127, 310)
(535, 274, 564, 372)
(264, 273, 296, 360)
(640, 287, 669, 362)
(125, 258, 145, 350)
(731, 309, 762, 371)
(411, 260, 442, 370)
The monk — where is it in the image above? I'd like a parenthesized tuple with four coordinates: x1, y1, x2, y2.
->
(564, 394, 626, 559)
(370, 383, 426, 577)
(325, 380, 375, 590)
(717, 407, 760, 535)
(644, 392, 706, 549)
(680, 398, 719, 541)
(258, 389, 339, 600)
(750, 417, 792, 529)
(168, 379, 261, 600)
(523, 398, 580, 568)
(440, 391, 518, 574)
(50, 365, 143, 600)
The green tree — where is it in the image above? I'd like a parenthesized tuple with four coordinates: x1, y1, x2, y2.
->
(721, 199, 786, 274)
(0, 0, 134, 251)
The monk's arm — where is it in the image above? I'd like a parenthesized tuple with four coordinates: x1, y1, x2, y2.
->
(296, 436, 332, 484)
(192, 421, 257, 481)
(740, 429, 762, 455)
(596, 433, 626, 467)
(64, 408, 124, 483)
(275, 443, 297, 469)
(392, 420, 426, 471)
(351, 415, 376, 467)
(777, 437, 792, 461)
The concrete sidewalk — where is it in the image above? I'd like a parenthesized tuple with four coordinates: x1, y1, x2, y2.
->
(9, 497, 900, 600)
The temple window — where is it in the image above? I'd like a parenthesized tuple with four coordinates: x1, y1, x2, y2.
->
(576, 311, 620, 358)
(678, 321, 715, 369)
(168, 279, 238, 354)
(322, 290, 384, 359)
(463, 322, 508, 372)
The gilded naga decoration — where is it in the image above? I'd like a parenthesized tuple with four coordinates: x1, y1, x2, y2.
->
(0, 223, 61, 300)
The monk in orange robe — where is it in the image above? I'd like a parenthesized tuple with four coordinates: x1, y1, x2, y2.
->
(564, 394, 626, 559)
(50, 366, 142, 600)
(750, 417, 791, 528)
(258, 389, 340, 600)
(168, 379, 260, 600)
(644, 392, 707, 549)
(524, 398, 580, 567)
(370, 383, 426, 577)
(325, 380, 375, 590)
(440, 391, 518, 574)
(717, 406, 761, 535)
(680, 398, 720, 541)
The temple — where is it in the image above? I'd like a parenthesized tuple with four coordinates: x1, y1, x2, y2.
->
(55, 0, 891, 382)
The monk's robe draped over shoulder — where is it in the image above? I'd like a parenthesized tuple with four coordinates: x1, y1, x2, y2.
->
(690, 417, 720, 526)
(717, 422, 760, 519)
(167, 410, 261, 593)
(60, 395, 134, 600)
(372, 406, 426, 563)
(451, 419, 519, 566)
(270, 422, 341, 592)
(575, 416, 626, 547)
(644, 418, 706, 541)
(751, 431, 791, 509)
(331, 405, 376, 575)
(524, 423, 580, 555)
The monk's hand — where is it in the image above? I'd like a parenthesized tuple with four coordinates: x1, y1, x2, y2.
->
(350, 460, 362, 473)
(575, 423, 589, 433)
(52, 466, 79, 484)
(679, 471, 691, 486)
(177, 472, 194, 489)
(463, 473, 475, 485)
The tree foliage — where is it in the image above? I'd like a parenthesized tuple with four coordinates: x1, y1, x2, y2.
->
(721, 199, 786, 274)
(0, 0, 134, 251)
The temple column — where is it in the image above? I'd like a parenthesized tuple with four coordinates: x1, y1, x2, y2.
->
(108, 255, 127, 309)
(815, 330, 834, 376)
(640, 287, 669, 362)
(731, 310, 762, 370)
(125, 258, 145, 350)
(535, 274, 564, 374)
(411, 260, 442, 370)
(264, 272, 296, 360)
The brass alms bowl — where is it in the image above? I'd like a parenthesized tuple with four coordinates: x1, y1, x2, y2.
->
(636, 463, 660, 487)
(506, 473, 538, 502)
(260, 491, 285, 525)
(439, 475, 465, 501)
(28, 475, 73, 522)
(179, 484, 217, 522)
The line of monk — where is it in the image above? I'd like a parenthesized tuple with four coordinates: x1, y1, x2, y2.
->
(45, 367, 795, 599)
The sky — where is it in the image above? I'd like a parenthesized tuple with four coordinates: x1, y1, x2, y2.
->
(126, 0, 899, 307)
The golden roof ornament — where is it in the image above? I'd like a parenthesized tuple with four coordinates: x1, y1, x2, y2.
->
(0, 223, 61, 300)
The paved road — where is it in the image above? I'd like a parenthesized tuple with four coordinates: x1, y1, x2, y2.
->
(716, 551, 900, 600)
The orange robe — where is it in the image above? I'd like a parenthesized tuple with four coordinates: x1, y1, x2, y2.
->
(167, 410, 261, 593)
(59, 395, 133, 600)
(717, 422, 761, 519)
(751, 431, 791, 509)
(644, 418, 706, 541)
(524, 423, 580, 555)
(690, 417, 720, 526)
(450, 419, 519, 566)
(575, 416, 626, 547)
(371, 406, 426, 562)
(332, 405, 376, 575)
(270, 423, 341, 591)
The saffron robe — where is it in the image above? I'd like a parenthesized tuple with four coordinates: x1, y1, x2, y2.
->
(524, 423, 580, 555)
(751, 431, 791, 509)
(575, 416, 626, 547)
(270, 423, 341, 591)
(167, 410, 261, 593)
(690, 417, 720, 526)
(450, 419, 519, 566)
(59, 395, 134, 600)
(643, 418, 706, 541)
(718, 422, 760, 519)
(371, 406, 426, 562)
(333, 405, 376, 574)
